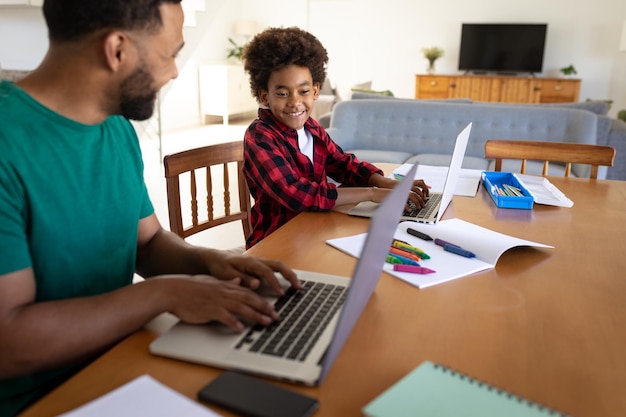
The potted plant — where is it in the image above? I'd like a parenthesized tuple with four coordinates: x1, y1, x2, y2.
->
(226, 37, 244, 61)
(422, 46, 444, 74)
(559, 64, 577, 77)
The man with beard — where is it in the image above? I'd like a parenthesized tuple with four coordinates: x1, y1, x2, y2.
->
(0, 1, 298, 416)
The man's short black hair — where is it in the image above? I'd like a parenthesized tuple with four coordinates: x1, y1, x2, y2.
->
(43, 0, 182, 42)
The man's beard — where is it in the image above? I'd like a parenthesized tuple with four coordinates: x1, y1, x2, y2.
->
(119, 64, 158, 121)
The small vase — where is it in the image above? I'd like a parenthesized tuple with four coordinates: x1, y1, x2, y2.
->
(427, 60, 436, 75)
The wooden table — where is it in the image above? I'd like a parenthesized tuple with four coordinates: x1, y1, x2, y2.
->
(19, 177, 626, 417)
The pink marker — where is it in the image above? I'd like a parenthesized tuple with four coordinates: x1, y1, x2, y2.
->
(393, 264, 436, 274)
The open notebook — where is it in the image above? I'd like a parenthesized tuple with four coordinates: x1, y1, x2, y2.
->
(150, 164, 419, 386)
(349, 122, 472, 224)
(326, 218, 553, 289)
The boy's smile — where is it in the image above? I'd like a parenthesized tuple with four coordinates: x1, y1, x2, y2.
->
(260, 64, 320, 130)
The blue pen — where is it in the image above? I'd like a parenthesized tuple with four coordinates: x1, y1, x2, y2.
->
(443, 244, 476, 258)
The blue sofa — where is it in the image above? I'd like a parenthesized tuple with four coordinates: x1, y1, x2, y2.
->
(323, 97, 624, 180)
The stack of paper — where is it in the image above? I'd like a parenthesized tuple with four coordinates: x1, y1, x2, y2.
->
(58, 375, 221, 417)
(392, 163, 483, 197)
(515, 174, 574, 207)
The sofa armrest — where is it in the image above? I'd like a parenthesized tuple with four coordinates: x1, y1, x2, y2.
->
(606, 118, 626, 181)
(317, 112, 332, 129)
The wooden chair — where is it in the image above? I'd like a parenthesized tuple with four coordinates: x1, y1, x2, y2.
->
(484, 140, 615, 179)
(163, 141, 252, 243)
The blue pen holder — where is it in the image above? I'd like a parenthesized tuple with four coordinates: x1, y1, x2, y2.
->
(481, 171, 534, 210)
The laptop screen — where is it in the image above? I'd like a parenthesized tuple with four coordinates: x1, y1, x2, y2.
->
(318, 163, 418, 383)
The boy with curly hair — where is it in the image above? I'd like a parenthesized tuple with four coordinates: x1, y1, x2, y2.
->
(242, 27, 429, 248)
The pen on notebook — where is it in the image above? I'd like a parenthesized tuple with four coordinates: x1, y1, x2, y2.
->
(393, 264, 436, 274)
(406, 228, 433, 241)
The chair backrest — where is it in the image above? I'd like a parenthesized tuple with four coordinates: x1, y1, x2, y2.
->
(163, 141, 252, 240)
(484, 140, 615, 179)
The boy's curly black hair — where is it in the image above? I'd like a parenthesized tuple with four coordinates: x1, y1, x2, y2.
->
(242, 26, 329, 101)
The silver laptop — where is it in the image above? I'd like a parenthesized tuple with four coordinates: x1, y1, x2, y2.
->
(150, 163, 419, 386)
(349, 122, 472, 224)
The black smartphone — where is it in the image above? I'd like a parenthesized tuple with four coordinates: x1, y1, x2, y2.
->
(197, 371, 319, 417)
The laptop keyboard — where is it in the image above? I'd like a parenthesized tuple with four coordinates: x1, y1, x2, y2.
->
(403, 193, 442, 219)
(235, 279, 347, 362)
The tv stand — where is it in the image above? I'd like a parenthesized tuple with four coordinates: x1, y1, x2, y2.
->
(465, 71, 538, 77)
(415, 74, 580, 104)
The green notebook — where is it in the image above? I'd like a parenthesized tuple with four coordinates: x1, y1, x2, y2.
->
(363, 361, 568, 417)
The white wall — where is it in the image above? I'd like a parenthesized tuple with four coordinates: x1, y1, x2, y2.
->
(302, 0, 626, 117)
(2, 0, 625, 125)
(0, 7, 47, 69)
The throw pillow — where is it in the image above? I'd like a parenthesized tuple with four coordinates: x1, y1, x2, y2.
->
(350, 88, 394, 97)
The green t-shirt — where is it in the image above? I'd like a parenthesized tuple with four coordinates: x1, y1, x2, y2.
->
(0, 81, 154, 416)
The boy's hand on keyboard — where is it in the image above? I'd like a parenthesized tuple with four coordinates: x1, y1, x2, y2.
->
(368, 174, 430, 208)
(405, 185, 430, 210)
(413, 179, 430, 195)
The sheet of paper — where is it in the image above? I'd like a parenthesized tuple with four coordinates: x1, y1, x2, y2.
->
(393, 164, 482, 197)
(58, 374, 222, 417)
(326, 218, 553, 289)
(515, 174, 574, 207)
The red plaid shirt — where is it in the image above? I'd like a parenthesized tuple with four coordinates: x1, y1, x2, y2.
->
(244, 108, 382, 248)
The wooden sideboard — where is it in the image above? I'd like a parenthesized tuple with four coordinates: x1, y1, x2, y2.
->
(415, 74, 580, 104)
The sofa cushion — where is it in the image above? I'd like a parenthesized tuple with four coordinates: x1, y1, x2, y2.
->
(551, 100, 609, 115)
(475, 100, 610, 116)
(350, 88, 394, 97)
(351, 93, 472, 104)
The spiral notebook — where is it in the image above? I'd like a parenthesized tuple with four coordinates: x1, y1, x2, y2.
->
(363, 361, 569, 417)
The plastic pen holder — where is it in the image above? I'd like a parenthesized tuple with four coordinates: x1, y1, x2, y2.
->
(481, 171, 534, 210)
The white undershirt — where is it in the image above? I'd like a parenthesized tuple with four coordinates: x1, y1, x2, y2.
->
(297, 127, 314, 162)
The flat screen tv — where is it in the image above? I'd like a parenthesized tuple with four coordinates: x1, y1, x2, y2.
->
(458, 23, 547, 74)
